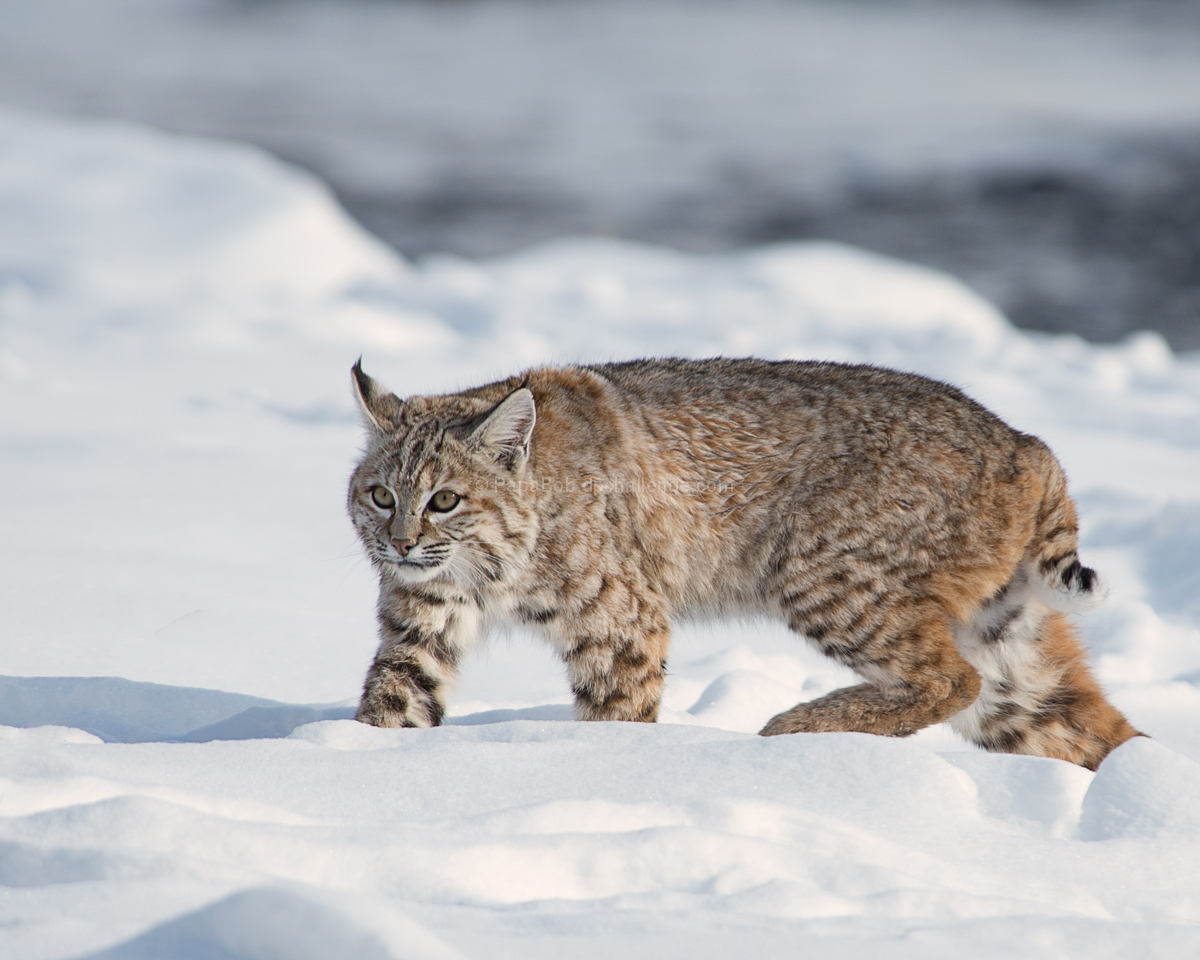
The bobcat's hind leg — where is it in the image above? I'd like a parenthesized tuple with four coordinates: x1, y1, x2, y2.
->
(951, 575, 1141, 769)
(760, 604, 981, 739)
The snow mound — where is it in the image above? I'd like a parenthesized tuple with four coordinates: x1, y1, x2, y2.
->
(943, 752, 1095, 838)
(0, 107, 400, 301)
(0, 106, 449, 360)
(1079, 736, 1200, 841)
(684, 669, 805, 731)
(421, 235, 1009, 366)
(82, 885, 463, 960)
(0, 677, 353, 743)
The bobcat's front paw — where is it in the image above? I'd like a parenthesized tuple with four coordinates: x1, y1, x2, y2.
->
(355, 697, 413, 728)
(356, 665, 443, 728)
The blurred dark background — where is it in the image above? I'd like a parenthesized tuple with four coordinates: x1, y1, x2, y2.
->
(2, 0, 1199, 348)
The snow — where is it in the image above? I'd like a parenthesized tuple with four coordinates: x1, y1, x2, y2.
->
(1079, 737, 1200, 842)
(2, 108, 1200, 958)
(85, 886, 466, 960)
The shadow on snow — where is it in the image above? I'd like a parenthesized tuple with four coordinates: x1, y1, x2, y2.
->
(0, 675, 573, 743)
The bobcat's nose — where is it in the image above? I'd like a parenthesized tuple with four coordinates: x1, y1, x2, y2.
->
(392, 538, 417, 557)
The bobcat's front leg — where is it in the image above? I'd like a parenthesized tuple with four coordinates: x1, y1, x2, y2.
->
(357, 585, 478, 728)
(561, 593, 671, 723)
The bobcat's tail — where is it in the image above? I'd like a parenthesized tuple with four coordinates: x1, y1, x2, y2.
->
(1020, 436, 1107, 614)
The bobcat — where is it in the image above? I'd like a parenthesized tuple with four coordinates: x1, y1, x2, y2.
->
(347, 357, 1140, 769)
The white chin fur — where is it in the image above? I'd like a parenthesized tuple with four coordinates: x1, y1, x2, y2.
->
(388, 563, 442, 584)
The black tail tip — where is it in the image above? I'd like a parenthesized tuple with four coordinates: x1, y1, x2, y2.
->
(1061, 559, 1098, 593)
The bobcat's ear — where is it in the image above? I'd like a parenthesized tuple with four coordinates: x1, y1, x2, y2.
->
(469, 388, 536, 472)
(351, 358, 403, 435)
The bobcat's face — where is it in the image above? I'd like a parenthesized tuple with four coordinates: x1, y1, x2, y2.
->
(348, 383, 539, 590)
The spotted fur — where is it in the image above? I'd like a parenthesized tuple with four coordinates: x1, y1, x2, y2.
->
(348, 357, 1140, 767)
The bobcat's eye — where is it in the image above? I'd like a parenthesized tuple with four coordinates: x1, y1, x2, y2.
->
(370, 486, 395, 509)
(428, 489, 461, 513)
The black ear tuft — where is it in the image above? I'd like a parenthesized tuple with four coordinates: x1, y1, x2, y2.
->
(351, 359, 404, 434)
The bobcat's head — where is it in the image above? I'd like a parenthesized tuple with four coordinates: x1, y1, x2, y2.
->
(347, 361, 539, 589)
